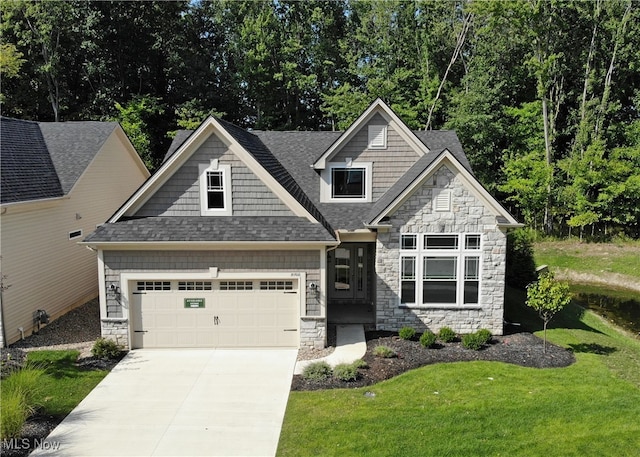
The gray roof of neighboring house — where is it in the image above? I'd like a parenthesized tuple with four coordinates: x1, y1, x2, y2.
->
(1, 117, 63, 204)
(39, 121, 117, 194)
(84, 216, 337, 243)
(1, 117, 117, 204)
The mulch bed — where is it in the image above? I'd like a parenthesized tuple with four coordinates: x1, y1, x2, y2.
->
(291, 331, 576, 391)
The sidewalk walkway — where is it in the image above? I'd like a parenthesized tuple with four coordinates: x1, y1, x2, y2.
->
(294, 324, 366, 375)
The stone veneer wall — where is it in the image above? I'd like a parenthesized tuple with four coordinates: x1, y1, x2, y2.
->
(300, 317, 327, 349)
(375, 164, 507, 335)
(100, 249, 324, 348)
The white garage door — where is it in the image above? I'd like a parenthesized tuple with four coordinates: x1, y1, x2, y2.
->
(130, 279, 299, 349)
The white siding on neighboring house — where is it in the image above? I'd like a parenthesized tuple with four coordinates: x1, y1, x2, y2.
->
(0, 128, 149, 345)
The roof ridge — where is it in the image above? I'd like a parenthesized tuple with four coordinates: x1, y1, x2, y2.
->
(215, 119, 336, 239)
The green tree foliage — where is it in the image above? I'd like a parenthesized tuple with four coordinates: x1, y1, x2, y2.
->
(113, 95, 164, 170)
(526, 272, 571, 353)
(1, 0, 639, 237)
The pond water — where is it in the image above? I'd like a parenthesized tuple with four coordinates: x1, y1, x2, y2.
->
(570, 283, 640, 336)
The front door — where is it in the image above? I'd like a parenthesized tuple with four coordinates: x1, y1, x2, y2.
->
(328, 243, 370, 303)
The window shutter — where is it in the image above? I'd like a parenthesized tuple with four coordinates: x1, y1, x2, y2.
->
(434, 190, 451, 211)
(368, 125, 387, 149)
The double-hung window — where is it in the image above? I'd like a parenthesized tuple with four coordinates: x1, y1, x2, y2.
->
(199, 161, 232, 216)
(400, 233, 481, 306)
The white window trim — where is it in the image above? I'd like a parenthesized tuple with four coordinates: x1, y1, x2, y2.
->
(368, 124, 388, 149)
(199, 162, 232, 216)
(399, 233, 482, 308)
(320, 161, 373, 203)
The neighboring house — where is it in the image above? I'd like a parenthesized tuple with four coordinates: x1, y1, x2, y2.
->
(0, 117, 150, 346)
(82, 99, 521, 350)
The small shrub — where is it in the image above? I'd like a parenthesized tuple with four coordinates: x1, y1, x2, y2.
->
(462, 332, 485, 351)
(333, 363, 359, 382)
(1, 389, 30, 439)
(92, 338, 124, 360)
(302, 361, 332, 381)
(351, 359, 368, 369)
(0, 367, 44, 440)
(420, 330, 437, 348)
(373, 345, 396, 358)
(438, 327, 457, 343)
(419, 331, 437, 348)
(476, 329, 493, 345)
(2, 366, 44, 406)
(398, 327, 416, 340)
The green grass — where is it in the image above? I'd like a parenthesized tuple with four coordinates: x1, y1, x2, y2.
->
(1, 365, 45, 439)
(278, 291, 640, 457)
(534, 240, 640, 279)
(4, 350, 109, 418)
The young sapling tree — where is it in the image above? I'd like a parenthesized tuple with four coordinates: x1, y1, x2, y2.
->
(526, 272, 571, 353)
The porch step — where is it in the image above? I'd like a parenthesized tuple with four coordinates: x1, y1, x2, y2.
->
(294, 324, 366, 375)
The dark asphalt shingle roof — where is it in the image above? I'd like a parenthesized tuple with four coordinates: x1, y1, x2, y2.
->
(366, 150, 446, 224)
(39, 121, 117, 194)
(84, 216, 337, 243)
(1, 117, 117, 204)
(165, 130, 193, 161)
(100, 122, 475, 243)
(1, 117, 63, 204)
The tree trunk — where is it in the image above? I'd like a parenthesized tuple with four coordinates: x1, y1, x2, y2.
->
(424, 12, 473, 130)
(542, 97, 553, 234)
(595, 0, 632, 138)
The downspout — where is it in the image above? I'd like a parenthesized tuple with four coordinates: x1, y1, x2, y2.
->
(0, 287, 7, 348)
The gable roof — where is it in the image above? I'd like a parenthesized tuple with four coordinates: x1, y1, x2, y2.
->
(365, 149, 522, 228)
(112, 117, 337, 239)
(1, 117, 63, 204)
(39, 121, 118, 194)
(312, 98, 431, 169)
(1, 117, 120, 205)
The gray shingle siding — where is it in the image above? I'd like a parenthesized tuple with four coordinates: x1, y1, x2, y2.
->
(137, 134, 293, 217)
(103, 249, 322, 317)
(333, 113, 421, 200)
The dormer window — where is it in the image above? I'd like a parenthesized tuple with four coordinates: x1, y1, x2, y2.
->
(332, 168, 364, 198)
(199, 161, 232, 215)
(368, 124, 387, 149)
(321, 161, 372, 202)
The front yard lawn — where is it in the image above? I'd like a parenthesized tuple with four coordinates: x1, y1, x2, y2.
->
(278, 294, 640, 456)
(24, 350, 110, 417)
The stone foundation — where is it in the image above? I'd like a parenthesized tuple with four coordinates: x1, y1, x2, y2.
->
(101, 319, 129, 349)
(300, 317, 326, 349)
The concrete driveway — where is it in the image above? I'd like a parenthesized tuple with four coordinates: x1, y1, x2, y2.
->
(31, 349, 297, 457)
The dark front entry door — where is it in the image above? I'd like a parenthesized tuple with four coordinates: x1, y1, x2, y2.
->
(328, 243, 370, 303)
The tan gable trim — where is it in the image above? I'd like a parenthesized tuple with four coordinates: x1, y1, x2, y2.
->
(109, 117, 321, 224)
(370, 150, 522, 228)
(313, 98, 430, 170)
